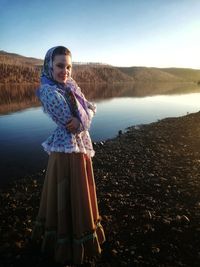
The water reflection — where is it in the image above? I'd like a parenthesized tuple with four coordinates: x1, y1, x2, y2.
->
(0, 83, 39, 114)
(0, 82, 199, 114)
(1, 82, 200, 187)
(80, 81, 199, 99)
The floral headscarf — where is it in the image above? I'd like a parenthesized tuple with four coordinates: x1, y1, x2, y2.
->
(41, 46, 56, 81)
(38, 46, 91, 129)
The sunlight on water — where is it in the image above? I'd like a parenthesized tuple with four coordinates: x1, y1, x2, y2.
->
(145, 93, 200, 105)
(91, 93, 200, 140)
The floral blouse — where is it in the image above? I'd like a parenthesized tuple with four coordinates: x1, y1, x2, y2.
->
(38, 84, 96, 157)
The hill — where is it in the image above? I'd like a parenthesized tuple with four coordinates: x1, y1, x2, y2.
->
(117, 67, 185, 82)
(72, 64, 134, 82)
(1, 50, 200, 84)
(0, 51, 134, 83)
(162, 68, 200, 82)
(0, 50, 43, 66)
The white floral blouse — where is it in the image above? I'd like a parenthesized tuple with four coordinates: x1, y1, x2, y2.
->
(38, 84, 96, 157)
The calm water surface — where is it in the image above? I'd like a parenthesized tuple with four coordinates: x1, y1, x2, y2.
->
(1, 93, 200, 187)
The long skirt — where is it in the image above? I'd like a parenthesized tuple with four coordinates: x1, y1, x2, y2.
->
(31, 152, 106, 265)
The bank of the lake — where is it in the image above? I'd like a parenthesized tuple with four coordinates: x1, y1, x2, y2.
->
(1, 111, 200, 266)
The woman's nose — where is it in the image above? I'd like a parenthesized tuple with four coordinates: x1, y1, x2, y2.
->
(62, 68, 70, 75)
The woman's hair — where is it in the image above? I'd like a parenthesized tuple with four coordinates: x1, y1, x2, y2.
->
(52, 46, 72, 60)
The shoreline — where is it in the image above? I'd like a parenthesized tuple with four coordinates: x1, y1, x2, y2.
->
(1, 111, 200, 266)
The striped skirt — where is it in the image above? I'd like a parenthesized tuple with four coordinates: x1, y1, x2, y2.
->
(31, 152, 106, 265)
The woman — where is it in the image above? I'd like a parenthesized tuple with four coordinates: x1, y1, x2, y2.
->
(31, 46, 106, 266)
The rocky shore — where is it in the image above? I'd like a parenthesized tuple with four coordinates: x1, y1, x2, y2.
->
(1, 111, 200, 267)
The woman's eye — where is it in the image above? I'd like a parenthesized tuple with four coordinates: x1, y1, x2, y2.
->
(56, 64, 71, 70)
(57, 64, 64, 69)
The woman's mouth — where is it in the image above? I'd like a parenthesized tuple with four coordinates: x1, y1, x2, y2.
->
(59, 75, 68, 80)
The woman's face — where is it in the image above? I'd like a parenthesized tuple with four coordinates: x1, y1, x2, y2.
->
(52, 54, 72, 83)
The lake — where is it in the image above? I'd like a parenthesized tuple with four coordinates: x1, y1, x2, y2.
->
(1, 88, 200, 187)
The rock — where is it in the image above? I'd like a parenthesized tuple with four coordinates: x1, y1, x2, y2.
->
(181, 215, 190, 223)
(143, 210, 152, 220)
(151, 246, 160, 254)
(111, 249, 118, 256)
(118, 130, 122, 137)
(2, 111, 200, 266)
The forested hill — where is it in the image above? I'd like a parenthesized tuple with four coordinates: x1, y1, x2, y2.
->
(1, 50, 200, 84)
(118, 67, 200, 83)
(72, 64, 134, 83)
(0, 51, 42, 83)
(0, 50, 43, 66)
(0, 51, 133, 83)
(162, 68, 200, 82)
(117, 67, 183, 82)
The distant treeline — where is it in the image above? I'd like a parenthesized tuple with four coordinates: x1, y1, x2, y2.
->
(2, 50, 200, 84)
(2, 61, 200, 85)
(0, 62, 134, 84)
(0, 63, 41, 83)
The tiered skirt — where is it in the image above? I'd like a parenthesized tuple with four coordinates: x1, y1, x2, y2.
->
(31, 152, 106, 265)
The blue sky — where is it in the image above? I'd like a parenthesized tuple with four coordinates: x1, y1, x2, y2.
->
(1, 0, 200, 68)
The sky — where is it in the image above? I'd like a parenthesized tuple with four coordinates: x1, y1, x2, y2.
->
(1, 0, 200, 68)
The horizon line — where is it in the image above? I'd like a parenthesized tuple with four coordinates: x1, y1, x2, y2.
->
(1, 49, 200, 70)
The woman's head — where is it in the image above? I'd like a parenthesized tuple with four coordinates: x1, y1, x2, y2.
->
(42, 46, 72, 84)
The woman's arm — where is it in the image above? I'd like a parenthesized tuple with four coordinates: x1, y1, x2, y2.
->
(38, 85, 73, 129)
(69, 80, 97, 132)
(86, 100, 97, 118)
(68, 78, 97, 119)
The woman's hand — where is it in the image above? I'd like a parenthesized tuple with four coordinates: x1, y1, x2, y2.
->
(66, 117, 80, 134)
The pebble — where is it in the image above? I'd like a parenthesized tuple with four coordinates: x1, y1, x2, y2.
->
(2, 111, 200, 266)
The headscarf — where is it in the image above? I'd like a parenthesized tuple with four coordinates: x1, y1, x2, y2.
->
(38, 46, 91, 129)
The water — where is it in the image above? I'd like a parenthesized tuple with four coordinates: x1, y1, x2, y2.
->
(91, 93, 200, 140)
(0, 92, 200, 187)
